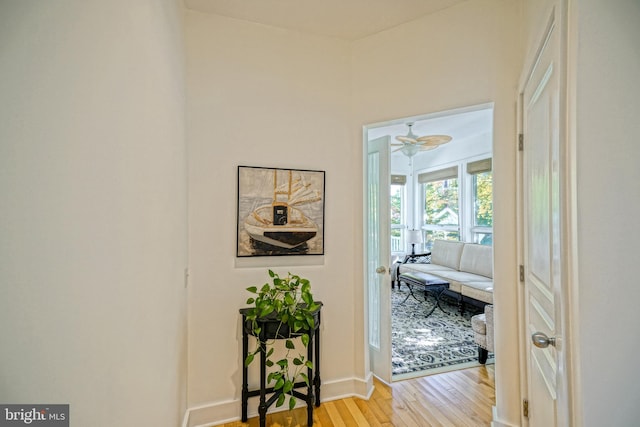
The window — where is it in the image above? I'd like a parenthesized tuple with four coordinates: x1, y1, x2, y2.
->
(416, 159, 493, 251)
(390, 175, 406, 253)
(419, 166, 460, 251)
(468, 159, 493, 246)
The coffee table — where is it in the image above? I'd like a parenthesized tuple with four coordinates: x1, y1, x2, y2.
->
(397, 272, 450, 317)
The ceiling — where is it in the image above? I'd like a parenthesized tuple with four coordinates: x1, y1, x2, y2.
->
(367, 106, 493, 163)
(184, 0, 468, 40)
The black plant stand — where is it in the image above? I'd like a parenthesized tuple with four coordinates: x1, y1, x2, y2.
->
(240, 302, 322, 427)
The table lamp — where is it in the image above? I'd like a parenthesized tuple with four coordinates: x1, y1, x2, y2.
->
(407, 229, 423, 255)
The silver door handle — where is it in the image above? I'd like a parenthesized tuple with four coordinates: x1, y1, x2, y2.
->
(375, 266, 387, 274)
(532, 332, 556, 348)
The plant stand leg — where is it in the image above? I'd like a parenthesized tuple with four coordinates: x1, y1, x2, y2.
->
(314, 321, 321, 407)
(306, 334, 314, 426)
(241, 317, 249, 422)
(258, 333, 267, 427)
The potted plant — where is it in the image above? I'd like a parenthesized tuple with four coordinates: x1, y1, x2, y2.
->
(243, 269, 321, 410)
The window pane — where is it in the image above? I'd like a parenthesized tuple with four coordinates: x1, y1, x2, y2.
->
(390, 184, 405, 253)
(423, 178, 459, 226)
(390, 185, 403, 226)
(423, 230, 460, 251)
(473, 171, 493, 227)
(422, 176, 460, 250)
(472, 231, 493, 246)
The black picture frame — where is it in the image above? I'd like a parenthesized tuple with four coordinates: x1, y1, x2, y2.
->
(237, 166, 325, 257)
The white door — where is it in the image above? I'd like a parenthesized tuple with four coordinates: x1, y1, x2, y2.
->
(366, 135, 392, 383)
(522, 8, 568, 426)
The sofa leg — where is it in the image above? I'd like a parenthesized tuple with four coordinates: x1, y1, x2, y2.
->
(478, 347, 488, 364)
(459, 299, 465, 315)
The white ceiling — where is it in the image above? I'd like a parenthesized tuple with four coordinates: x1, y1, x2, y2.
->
(184, 0, 468, 40)
(367, 106, 494, 164)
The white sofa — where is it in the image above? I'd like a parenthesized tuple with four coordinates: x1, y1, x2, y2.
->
(397, 239, 493, 311)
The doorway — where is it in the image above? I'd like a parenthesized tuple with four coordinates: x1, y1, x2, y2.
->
(364, 103, 495, 382)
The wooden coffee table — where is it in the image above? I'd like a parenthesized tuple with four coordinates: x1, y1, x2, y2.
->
(397, 272, 450, 317)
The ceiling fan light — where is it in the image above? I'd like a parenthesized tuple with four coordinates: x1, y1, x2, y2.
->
(400, 144, 419, 157)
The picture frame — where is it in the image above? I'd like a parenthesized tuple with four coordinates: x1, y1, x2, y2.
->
(237, 166, 325, 257)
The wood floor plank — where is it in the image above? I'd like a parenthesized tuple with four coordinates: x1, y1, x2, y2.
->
(407, 381, 461, 427)
(344, 397, 374, 426)
(354, 391, 391, 426)
(322, 401, 347, 427)
(445, 370, 495, 408)
(438, 371, 494, 416)
(218, 366, 495, 426)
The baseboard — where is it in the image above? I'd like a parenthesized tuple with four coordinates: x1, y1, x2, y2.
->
(491, 405, 520, 427)
(183, 375, 373, 427)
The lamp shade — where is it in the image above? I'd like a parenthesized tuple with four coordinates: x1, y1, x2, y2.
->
(407, 229, 423, 245)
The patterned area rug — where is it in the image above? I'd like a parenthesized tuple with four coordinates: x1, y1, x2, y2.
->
(392, 286, 493, 380)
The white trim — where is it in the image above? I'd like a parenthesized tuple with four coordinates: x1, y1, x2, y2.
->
(564, 0, 582, 424)
(515, 92, 528, 427)
(182, 375, 373, 427)
(364, 102, 495, 131)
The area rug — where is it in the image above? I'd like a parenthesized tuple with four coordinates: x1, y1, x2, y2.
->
(391, 287, 494, 380)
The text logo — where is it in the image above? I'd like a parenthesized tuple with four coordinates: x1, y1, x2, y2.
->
(0, 405, 68, 427)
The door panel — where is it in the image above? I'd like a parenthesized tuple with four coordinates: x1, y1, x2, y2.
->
(523, 10, 563, 427)
(366, 136, 391, 383)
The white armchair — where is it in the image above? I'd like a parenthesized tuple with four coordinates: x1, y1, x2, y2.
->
(471, 304, 494, 364)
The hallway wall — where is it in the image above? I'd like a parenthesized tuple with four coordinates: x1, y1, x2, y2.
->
(0, 1, 188, 425)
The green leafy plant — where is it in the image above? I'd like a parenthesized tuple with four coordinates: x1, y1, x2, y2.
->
(244, 270, 320, 410)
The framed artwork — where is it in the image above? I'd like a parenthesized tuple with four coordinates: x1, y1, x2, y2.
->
(237, 166, 325, 257)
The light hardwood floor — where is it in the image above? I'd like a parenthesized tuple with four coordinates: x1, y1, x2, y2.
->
(220, 365, 495, 427)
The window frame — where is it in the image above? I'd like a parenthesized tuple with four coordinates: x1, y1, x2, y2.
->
(416, 157, 493, 251)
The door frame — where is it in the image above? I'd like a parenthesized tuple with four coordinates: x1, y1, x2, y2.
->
(516, 1, 580, 425)
(362, 103, 495, 386)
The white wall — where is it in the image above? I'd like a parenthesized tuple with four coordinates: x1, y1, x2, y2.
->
(352, 0, 523, 425)
(573, 1, 640, 425)
(0, 1, 188, 426)
(184, 10, 359, 424)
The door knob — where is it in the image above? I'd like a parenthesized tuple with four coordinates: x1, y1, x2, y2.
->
(532, 332, 556, 348)
(375, 266, 387, 274)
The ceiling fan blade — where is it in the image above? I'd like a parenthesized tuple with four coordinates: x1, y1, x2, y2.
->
(395, 135, 418, 144)
(392, 146, 405, 152)
(416, 135, 452, 146)
(418, 145, 439, 151)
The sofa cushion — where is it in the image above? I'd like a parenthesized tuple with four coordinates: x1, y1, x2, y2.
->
(430, 240, 464, 270)
(459, 244, 493, 278)
(434, 271, 492, 295)
(398, 264, 462, 292)
(399, 263, 456, 275)
(427, 270, 491, 285)
(461, 281, 494, 304)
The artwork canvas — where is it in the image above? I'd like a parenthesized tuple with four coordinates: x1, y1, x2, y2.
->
(237, 166, 325, 257)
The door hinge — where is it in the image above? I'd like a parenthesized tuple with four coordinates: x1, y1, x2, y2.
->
(184, 267, 190, 288)
(523, 398, 529, 418)
(518, 133, 524, 151)
(519, 265, 525, 282)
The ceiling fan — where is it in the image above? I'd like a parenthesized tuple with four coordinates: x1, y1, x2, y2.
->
(391, 122, 452, 159)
